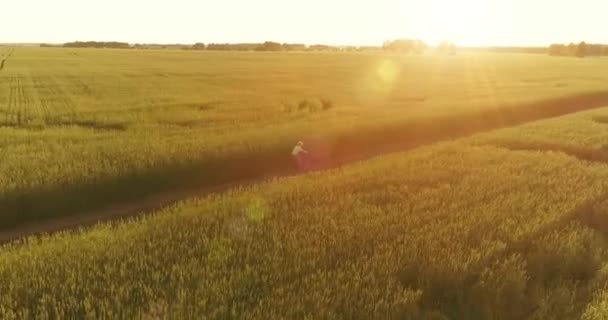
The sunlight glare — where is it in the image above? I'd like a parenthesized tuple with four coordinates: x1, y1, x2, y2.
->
(421, 0, 496, 46)
(377, 60, 399, 84)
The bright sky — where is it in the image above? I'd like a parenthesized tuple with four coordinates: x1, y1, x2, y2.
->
(2, 0, 607, 46)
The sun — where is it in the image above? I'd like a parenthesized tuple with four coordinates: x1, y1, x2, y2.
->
(422, 0, 496, 46)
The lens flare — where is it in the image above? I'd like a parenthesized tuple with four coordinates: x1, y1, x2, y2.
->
(377, 60, 399, 84)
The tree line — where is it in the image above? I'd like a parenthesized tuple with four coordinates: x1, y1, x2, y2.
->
(63, 41, 130, 49)
(57, 41, 369, 52)
(190, 42, 359, 52)
(55, 39, 464, 54)
(548, 42, 608, 57)
(382, 39, 458, 54)
(382, 39, 428, 53)
(55, 40, 608, 57)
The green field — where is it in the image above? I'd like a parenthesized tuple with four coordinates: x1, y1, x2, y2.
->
(5, 48, 608, 318)
(1, 48, 608, 229)
(4, 108, 608, 318)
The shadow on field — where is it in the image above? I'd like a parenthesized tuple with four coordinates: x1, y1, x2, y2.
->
(592, 115, 608, 125)
(489, 140, 608, 164)
(329, 91, 608, 163)
(395, 197, 608, 319)
(0, 119, 127, 131)
(0, 150, 296, 234)
(4, 90, 608, 242)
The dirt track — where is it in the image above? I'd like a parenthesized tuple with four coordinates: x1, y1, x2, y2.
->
(3, 91, 608, 244)
(0, 48, 13, 71)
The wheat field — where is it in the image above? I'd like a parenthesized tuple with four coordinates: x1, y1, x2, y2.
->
(1, 48, 608, 229)
(4, 108, 608, 318)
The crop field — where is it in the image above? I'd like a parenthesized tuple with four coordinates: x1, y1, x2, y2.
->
(4, 108, 608, 318)
(1, 48, 608, 230)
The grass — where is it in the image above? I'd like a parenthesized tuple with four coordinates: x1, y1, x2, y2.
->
(5, 108, 608, 318)
(1, 48, 608, 230)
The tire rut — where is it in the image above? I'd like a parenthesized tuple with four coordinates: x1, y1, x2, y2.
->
(0, 48, 14, 72)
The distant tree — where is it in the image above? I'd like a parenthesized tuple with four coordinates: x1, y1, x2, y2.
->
(206, 43, 227, 50)
(255, 41, 282, 51)
(192, 43, 206, 50)
(308, 44, 336, 51)
(546, 41, 608, 57)
(438, 41, 456, 54)
(566, 42, 577, 56)
(383, 39, 428, 54)
(413, 40, 428, 54)
(474, 46, 546, 54)
(282, 43, 307, 51)
(63, 41, 130, 49)
(587, 44, 602, 56)
(207, 43, 259, 51)
(357, 46, 381, 52)
(576, 41, 587, 57)
(548, 44, 566, 56)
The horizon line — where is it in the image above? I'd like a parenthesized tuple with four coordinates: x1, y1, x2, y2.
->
(1, 40, 592, 48)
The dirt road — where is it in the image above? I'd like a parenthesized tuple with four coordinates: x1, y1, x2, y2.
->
(3, 91, 608, 244)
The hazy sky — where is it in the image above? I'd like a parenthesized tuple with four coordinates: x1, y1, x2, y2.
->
(3, 0, 606, 46)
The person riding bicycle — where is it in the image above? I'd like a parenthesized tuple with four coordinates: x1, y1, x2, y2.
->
(292, 141, 309, 171)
